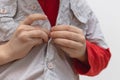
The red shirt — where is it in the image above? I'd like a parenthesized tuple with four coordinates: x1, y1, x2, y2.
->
(38, 0, 59, 26)
(38, 0, 111, 76)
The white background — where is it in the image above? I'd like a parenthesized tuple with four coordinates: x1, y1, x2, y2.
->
(80, 0, 120, 80)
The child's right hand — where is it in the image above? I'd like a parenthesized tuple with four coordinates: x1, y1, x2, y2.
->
(0, 14, 49, 65)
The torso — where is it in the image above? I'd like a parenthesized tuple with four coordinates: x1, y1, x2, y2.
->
(0, 0, 92, 80)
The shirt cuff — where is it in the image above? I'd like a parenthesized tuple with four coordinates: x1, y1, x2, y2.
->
(72, 40, 111, 76)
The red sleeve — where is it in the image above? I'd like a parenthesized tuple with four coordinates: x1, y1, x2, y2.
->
(72, 40, 111, 76)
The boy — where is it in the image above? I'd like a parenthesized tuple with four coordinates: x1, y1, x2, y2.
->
(0, 0, 111, 80)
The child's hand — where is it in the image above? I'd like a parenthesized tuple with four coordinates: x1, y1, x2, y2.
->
(0, 14, 49, 64)
(50, 25, 87, 62)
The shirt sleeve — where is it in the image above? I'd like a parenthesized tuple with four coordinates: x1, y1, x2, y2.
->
(72, 11, 111, 76)
(72, 40, 111, 76)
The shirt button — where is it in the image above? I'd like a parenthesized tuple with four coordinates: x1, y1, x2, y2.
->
(47, 62, 54, 70)
(0, 8, 7, 14)
(31, 5, 37, 10)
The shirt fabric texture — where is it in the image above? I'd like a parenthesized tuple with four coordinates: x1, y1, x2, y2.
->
(0, 0, 111, 80)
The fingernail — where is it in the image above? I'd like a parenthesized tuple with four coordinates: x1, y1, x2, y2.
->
(44, 15, 48, 18)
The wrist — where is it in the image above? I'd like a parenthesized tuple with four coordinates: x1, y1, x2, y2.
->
(0, 43, 15, 65)
(77, 53, 88, 64)
(76, 49, 88, 64)
(77, 43, 88, 64)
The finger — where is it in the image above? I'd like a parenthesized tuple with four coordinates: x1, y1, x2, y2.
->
(51, 25, 83, 34)
(25, 29, 48, 42)
(39, 27, 49, 35)
(32, 25, 50, 35)
(18, 25, 49, 35)
(50, 31, 85, 42)
(58, 46, 79, 58)
(53, 38, 83, 49)
(15, 25, 36, 36)
(21, 14, 47, 25)
(17, 25, 35, 31)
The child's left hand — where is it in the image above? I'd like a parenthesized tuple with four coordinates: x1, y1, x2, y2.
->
(50, 25, 87, 62)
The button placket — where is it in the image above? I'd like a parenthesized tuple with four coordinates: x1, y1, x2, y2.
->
(47, 62, 54, 70)
(45, 40, 56, 70)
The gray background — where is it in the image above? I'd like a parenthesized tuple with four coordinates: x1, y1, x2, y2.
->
(80, 0, 120, 80)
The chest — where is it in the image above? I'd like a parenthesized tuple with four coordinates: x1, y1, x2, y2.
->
(2, 0, 91, 35)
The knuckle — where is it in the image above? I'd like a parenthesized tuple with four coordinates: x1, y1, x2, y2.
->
(81, 36, 86, 43)
(37, 30, 48, 41)
(18, 32, 28, 41)
(27, 14, 34, 21)
(15, 25, 26, 36)
(66, 26, 71, 31)
(17, 25, 25, 32)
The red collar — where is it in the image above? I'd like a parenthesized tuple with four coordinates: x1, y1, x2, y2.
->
(38, 0, 59, 26)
